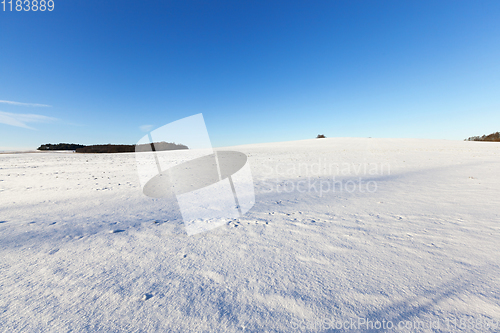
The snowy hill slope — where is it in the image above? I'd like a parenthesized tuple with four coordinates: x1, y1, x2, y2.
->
(1, 138, 499, 332)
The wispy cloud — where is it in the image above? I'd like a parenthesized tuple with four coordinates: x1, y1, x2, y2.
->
(0, 100, 52, 107)
(0, 111, 57, 130)
(140, 124, 154, 132)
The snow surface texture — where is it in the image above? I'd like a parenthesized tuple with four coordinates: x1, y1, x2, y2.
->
(1, 138, 499, 332)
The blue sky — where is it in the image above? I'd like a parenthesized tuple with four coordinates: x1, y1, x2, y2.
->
(1, 0, 499, 150)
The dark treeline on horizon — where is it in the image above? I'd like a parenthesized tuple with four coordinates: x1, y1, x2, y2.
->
(465, 132, 500, 142)
(37, 142, 189, 153)
(37, 143, 86, 151)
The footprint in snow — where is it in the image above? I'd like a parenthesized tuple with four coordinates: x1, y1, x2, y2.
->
(227, 219, 241, 227)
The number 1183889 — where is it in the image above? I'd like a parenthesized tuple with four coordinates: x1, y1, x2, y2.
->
(2, 0, 54, 11)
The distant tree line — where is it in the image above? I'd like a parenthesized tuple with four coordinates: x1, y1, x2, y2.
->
(465, 132, 500, 142)
(37, 142, 188, 153)
(38, 143, 86, 150)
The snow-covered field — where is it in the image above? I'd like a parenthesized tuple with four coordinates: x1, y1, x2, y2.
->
(1, 138, 499, 332)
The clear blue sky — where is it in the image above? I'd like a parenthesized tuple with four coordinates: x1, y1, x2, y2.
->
(1, 0, 499, 150)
